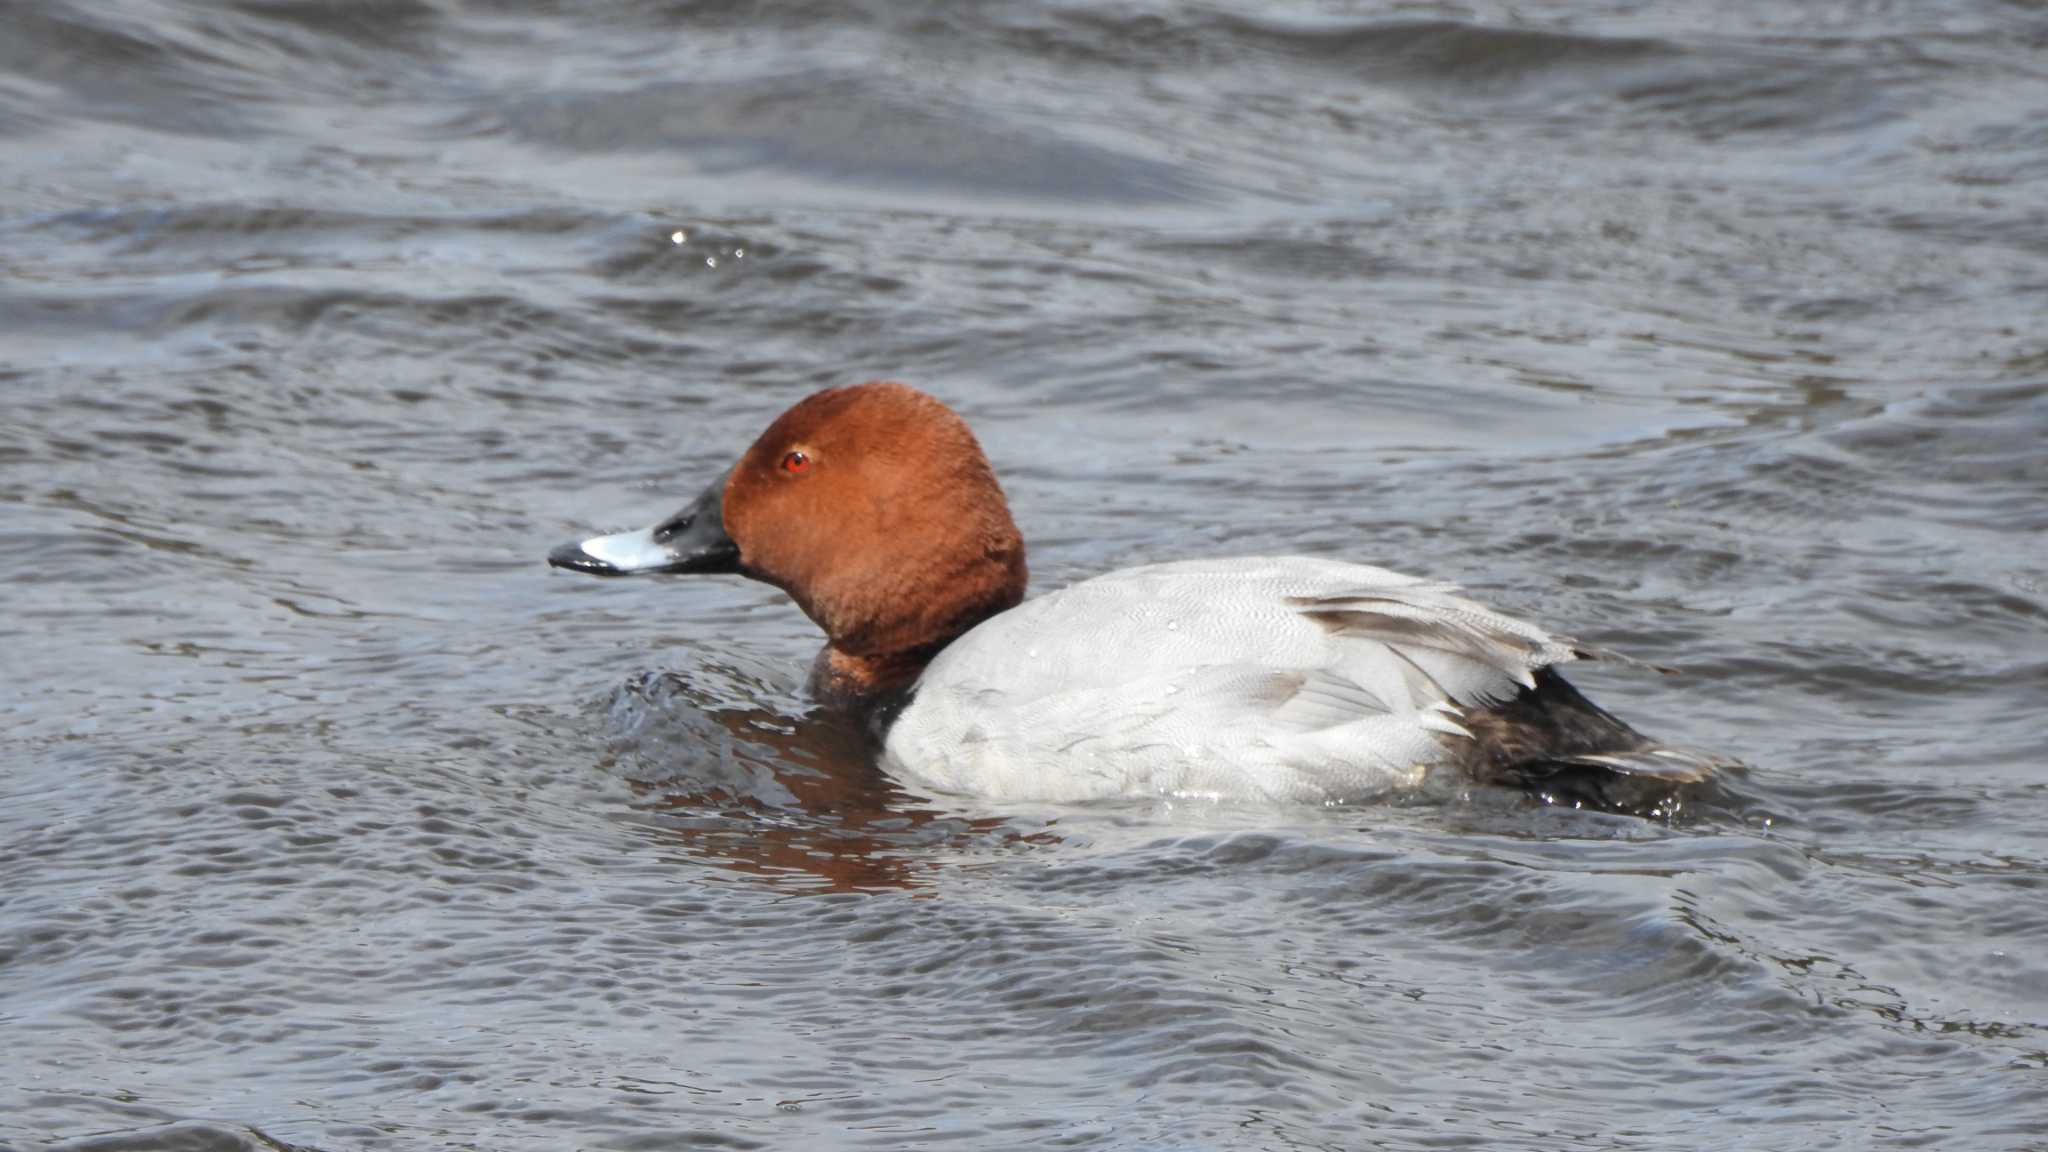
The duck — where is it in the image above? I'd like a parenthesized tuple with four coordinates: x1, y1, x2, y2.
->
(548, 381, 1732, 806)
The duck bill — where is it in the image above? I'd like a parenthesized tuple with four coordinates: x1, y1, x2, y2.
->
(547, 470, 740, 577)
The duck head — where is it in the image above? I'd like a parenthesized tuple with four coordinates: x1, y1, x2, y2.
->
(549, 382, 1028, 697)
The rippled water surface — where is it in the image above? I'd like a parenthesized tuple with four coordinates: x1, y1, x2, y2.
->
(4, 1, 2047, 1148)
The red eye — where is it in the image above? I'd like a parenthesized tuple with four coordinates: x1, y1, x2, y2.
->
(781, 450, 811, 474)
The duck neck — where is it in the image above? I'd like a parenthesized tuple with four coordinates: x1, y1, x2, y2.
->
(803, 535, 1028, 710)
(809, 642, 948, 707)
(809, 568, 1026, 708)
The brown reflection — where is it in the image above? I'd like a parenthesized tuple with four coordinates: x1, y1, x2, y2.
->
(605, 671, 1058, 893)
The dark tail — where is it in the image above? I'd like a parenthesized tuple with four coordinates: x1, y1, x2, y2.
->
(1463, 668, 1738, 812)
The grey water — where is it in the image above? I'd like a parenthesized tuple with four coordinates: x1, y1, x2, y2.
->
(3, 1, 2046, 1148)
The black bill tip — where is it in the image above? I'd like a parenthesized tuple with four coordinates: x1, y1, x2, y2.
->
(547, 540, 630, 576)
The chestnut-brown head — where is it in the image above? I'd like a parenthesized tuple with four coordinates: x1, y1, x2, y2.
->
(721, 382, 1026, 655)
(549, 382, 1027, 692)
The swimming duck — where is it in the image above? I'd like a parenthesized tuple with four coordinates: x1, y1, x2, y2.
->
(549, 382, 1730, 805)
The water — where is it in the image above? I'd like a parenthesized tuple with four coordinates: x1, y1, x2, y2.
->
(3, 1, 2046, 1148)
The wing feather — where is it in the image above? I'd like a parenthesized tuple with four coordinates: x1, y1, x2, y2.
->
(1288, 581, 1582, 708)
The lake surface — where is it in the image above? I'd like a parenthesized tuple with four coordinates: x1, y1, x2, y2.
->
(3, 1, 2045, 1148)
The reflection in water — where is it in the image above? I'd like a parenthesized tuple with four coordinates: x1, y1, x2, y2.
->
(605, 670, 1057, 892)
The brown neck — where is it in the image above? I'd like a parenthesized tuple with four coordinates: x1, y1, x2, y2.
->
(808, 568, 1025, 707)
(809, 642, 947, 706)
